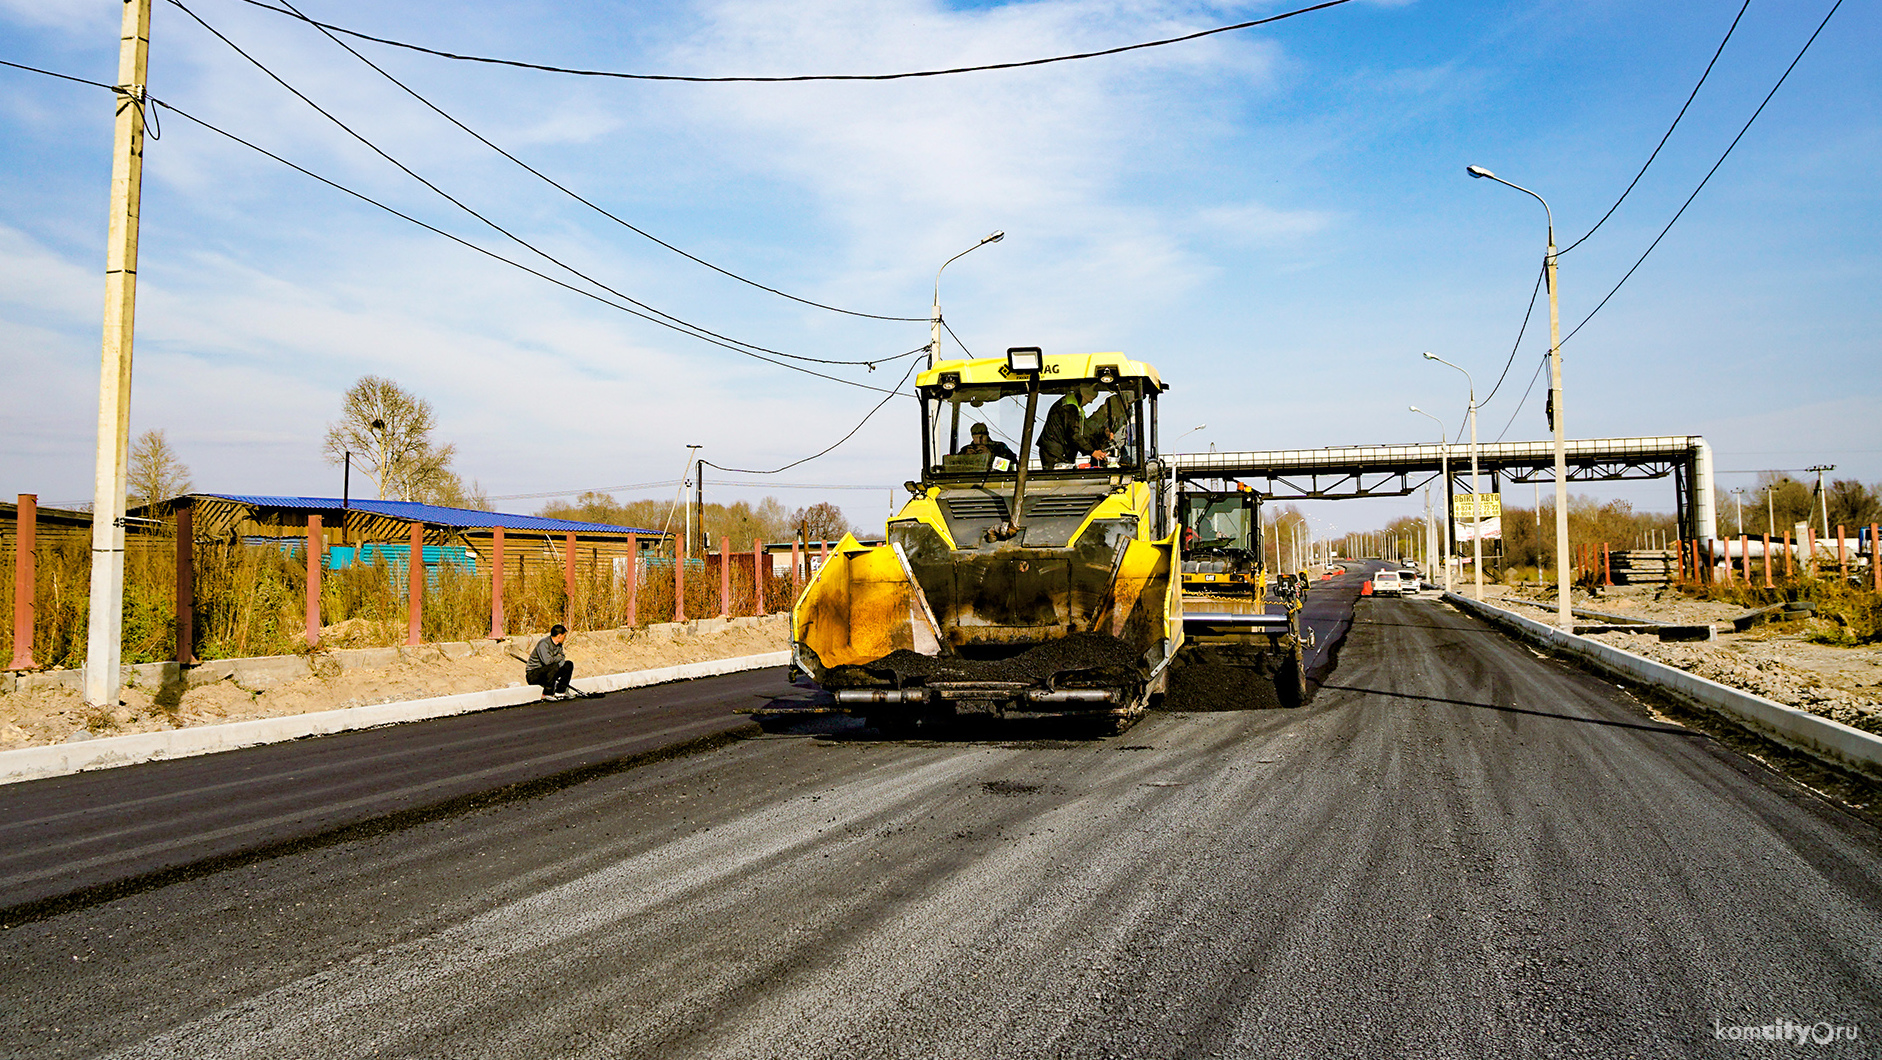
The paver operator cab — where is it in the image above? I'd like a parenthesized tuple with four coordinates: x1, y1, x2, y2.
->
(790, 348, 1307, 735)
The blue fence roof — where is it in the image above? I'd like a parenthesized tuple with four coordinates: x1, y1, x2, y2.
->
(199, 494, 659, 535)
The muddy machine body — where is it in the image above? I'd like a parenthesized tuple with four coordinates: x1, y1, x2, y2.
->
(791, 348, 1306, 731)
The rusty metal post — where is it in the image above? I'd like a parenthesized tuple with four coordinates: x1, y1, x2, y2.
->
(490, 526, 505, 639)
(623, 533, 638, 628)
(820, 539, 829, 569)
(1873, 523, 1881, 593)
(1784, 532, 1794, 577)
(1762, 533, 1773, 589)
(752, 539, 764, 615)
(563, 531, 577, 629)
(1872, 523, 1880, 592)
(406, 522, 423, 646)
(674, 536, 686, 623)
(719, 536, 731, 617)
(1672, 538, 1682, 582)
(1740, 534, 1749, 584)
(10, 494, 37, 671)
(1838, 525, 1848, 581)
(1806, 527, 1817, 576)
(305, 514, 322, 648)
(175, 501, 193, 665)
(1603, 543, 1611, 587)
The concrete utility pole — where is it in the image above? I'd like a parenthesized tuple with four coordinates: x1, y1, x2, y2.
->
(84, 0, 153, 709)
(1808, 465, 1835, 541)
(1468, 165, 1570, 629)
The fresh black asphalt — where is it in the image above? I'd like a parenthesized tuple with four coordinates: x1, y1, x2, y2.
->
(5, 563, 1880, 1058)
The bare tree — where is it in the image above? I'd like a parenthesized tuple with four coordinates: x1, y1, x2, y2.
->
(794, 502, 853, 542)
(321, 376, 459, 502)
(128, 429, 193, 512)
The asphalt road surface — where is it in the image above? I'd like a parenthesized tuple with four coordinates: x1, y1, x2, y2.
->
(7, 565, 1881, 1058)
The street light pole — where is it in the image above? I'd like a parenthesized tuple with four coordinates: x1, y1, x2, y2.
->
(1730, 487, 1746, 535)
(1410, 405, 1452, 593)
(1423, 354, 1481, 600)
(1469, 164, 1570, 630)
(931, 231, 1004, 368)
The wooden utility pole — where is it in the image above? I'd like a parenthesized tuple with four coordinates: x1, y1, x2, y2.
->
(84, 0, 153, 708)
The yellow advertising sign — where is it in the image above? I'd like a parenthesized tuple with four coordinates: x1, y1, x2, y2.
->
(1453, 493, 1502, 519)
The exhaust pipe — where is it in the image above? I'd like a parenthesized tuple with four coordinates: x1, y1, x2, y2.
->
(1026, 689, 1118, 704)
(834, 689, 932, 704)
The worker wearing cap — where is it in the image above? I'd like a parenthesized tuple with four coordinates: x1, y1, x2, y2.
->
(526, 623, 585, 698)
(958, 422, 1018, 464)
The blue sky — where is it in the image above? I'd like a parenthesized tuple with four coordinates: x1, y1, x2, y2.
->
(2, 0, 1875, 538)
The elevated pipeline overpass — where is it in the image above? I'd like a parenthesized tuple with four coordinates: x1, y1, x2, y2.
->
(1171, 436, 1717, 542)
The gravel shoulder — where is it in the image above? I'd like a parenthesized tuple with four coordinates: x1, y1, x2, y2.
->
(0, 615, 788, 750)
(1485, 583, 1882, 734)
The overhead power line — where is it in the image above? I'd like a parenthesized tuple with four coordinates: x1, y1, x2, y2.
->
(707, 480, 891, 491)
(268, 0, 919, 323)
(1, 54, 917, 393)
(152, 98, 911, 395)
(488, 477, 890, 503)
(704, 359, 922, 476)
(1460, 262, 1545, 440)
(1561, 0, 1844, 347)
(0, 58, 113, 90)
(234, 0, 1359, 83)
(1494, 354, 1549, 443)
(1561, 0, 1753, 254)
(168, 0, 911, 374)
(486, 479, 684, 501)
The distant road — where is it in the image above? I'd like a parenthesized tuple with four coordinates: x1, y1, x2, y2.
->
(9, 573, 1879, 1058)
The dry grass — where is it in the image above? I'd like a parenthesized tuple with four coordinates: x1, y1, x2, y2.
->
(1679, 573, 1880, 645)
(2, 536, 797, 669)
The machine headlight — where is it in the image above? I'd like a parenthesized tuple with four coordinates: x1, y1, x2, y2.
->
(1005, 347, 1042, 374)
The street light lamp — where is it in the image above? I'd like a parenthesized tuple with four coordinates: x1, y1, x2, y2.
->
(931, 231, 1004, 368)
(1409, 405, 1453, 592)
(1469, 163, 1570, 630)
(1424, 353, 1483, 601)
(1173, 424, 1207, 448)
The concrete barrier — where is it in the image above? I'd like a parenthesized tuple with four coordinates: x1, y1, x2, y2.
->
(1446, 592, 1882, 781)
(0, 650, 790, 787)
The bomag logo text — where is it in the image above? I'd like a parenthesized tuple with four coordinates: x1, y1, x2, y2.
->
(998, 363, 1062, 378)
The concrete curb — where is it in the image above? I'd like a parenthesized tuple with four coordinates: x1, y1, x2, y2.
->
(1444, 592, 1882, 781)
(0, 651, 790, 787)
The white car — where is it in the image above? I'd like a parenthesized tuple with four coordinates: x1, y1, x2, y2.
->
(1371, 569, 1410, 597)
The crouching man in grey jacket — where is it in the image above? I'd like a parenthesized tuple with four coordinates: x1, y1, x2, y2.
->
(527, 624, 582, 698)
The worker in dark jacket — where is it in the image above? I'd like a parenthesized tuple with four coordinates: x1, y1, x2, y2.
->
(1037, 384, 1108, 468)
(527, 624, 581, 698)
(958, 422, 1018, 465)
